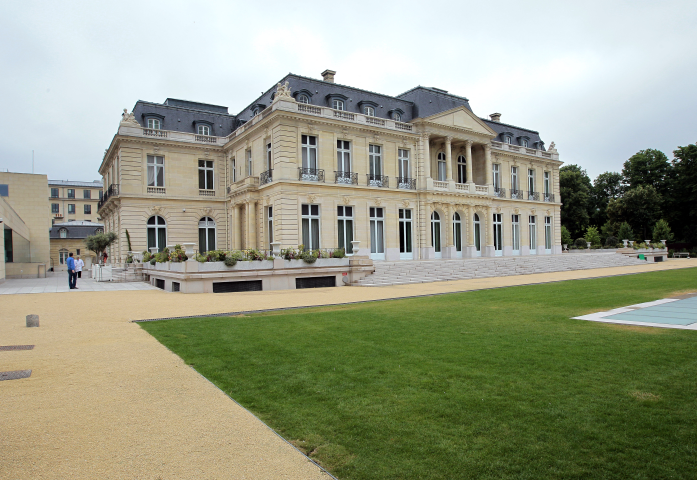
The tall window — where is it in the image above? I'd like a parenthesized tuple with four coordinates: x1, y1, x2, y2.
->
(51, 204, 59, 213)
(301, 204, 320, 250)
(68, 189, 75, 198)
(545, 216, 552, 253)
(68, 204, 75, 214)
(398, 149, 410, 179)
(266, 143, 272, 171)
(247, 150, 253, 176)
(302, 135, 317, 170)
(529, 216, 537, 254)
(197, 125, 211, 136)
(147, 215, 167, 252)
(337, 206, 354, 254)
(493, 213, 503, 256)
(51, 188, 58, 198)
(147, 118, 161, 130)
(493, 164, 501, 189)
(544, 172, 551, 195)
(511, 166, 519, 191)
(84, 205, 91, 214)
(369, 145, 382, 185)
(198, 217, 216, 253)
(99, 190, 103, 199)
(298, 94, 309, 104)
(512, 214, 520, 254)
(437, 152, 446, 181)
(528, 169, 535, 193)
(337, 140, 351, 173)
(474, 213, 481, 256)
(457, 155, 467, 184)
(231, 158, 236, 183)
(431, 211, 441, 255)
(59, 249, 69, 264)
(370, 207, 385, 259)
(453, 212, 462, 254)
(147, 155, 165, 187)
(332, 99, 344, 111)
(399, 209, 412, 259)
(199, 160, 214, 190)
(267, 207, 273, 245)
(364, 106, 375, 116)
(84, 190, 91, 199)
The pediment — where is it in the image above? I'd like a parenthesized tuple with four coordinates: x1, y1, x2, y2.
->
(424, 107, 496, 136)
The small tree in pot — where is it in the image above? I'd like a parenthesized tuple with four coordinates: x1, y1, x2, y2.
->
(85, 232, 117, 265)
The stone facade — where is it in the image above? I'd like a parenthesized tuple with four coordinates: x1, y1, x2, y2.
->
(98, 72, 562, 264)
(48, 180, 103, 224)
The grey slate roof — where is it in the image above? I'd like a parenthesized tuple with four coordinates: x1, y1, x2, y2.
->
(127, 72, 547, 146)
(49, 180, 103, 188)
(50, 221, 103, 239)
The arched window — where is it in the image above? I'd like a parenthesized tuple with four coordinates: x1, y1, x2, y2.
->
(431, 211, 441, 257)
(453, 212, 462, 255)
(457, 155, 467, 184)
(147, 215, 167, 252)
(363, 106, 375, 116)
(298, 94, 309, 104)
(59, 248, 69, 265)
(473, 213, 481, 256)
(197, 124, 210, 136)
(59, 228, 67, 238)
(198, 217, 216, 253)
(437, 152, 446, 181)
(394, 112, 401, 122)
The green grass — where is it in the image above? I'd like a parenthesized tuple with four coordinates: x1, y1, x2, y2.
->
(140, 269, 697, 480)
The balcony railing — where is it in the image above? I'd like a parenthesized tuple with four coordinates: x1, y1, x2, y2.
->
(528, 191, 540, 201)
(397, 177, 416, 190)
(510, 189, 523, 200)
(195, 135, 217, 143)
(97, 184, 119, 210)
(475, 185, 489, 194)
(433, 180, 448, 189)
(199, 189, 215, 196)
(147, 186, 166, 194)
(334, 171, 357, 185)
(490, 141, 558, 160)
(367, 174, 389, 188)
(494, 187, 506, 198)
(298, 167, 325, 182)
(543, 193, 555, 202)
(143, 128, 167, 138)
(260, 169, 273, 185)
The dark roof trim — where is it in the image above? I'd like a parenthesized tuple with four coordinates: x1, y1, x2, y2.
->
(293, 89, 314, 99)
(142, 112, 165, 120)
(481, 118, 539, 135)
(397, 85, 470, 103)
(134, 100, 236, 118)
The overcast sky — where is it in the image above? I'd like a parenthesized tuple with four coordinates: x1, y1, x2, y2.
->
(1, 0, 695, 182)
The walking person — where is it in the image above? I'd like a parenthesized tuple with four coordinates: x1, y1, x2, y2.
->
(75, 255, 84, 279)
(66, 252, 78, 290)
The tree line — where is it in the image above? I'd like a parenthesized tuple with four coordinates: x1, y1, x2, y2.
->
(559, 142, 696, 247)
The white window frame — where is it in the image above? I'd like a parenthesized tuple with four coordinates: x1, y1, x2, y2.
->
(505, 136, 511, 144)
(457, 155, 467, 184)
(493, 213, 503, 256)
(332, 99, 344, 111)
(231, 158, 236, 183)
(59, 249, 68, 264)
(522, 139, 528, 147)
(301, 204, 320, 250)
(437, 152, 446, 181)
(394, 112, 401, 122)
(337, 206, 354, 255)
(147, 155, 165, 187)
(302, 135, 318, 170)
(529, 215, 537, 255)
(267, 206, 273, 245)
(528, 169, 535, 193)
(337, 140, 351, 173)
(147, 215, 167, 252)
(247, 149, 253, 177)
(364, 106, 375, 116)
(59, 229, 67, 238)
(398, 149, 410, 181)
(545, 216, 552, 254)
(431, 211, 441, 258)
(197, 124, 211, 136)
(147, 118, 161, 130)
(369, 145, 382, 185)
(198, 160, 214, 190)
(512, 214, 520, 255)
(399, 208, 413, 260)
(266, 143, 272, 171)
(473, 213, 481, 257)
(298, 94, 309, 104)
(544, 172, 551, 195)
(493, 164, 501, 189)
(198, 216, 216, 253)
(511, 166, 519, 191)
(370, 207, 385, 260)
(453, 212, 462, 257)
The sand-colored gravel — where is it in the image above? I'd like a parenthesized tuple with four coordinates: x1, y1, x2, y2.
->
(1, 259, 695, 479)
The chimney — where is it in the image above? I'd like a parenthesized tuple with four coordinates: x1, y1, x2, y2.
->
(321, 69, 336, 83)
(489, 113, 501, 122)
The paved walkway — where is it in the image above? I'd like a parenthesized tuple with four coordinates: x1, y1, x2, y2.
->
(0, 275, 157, 294)
(1, 259, 695, 479)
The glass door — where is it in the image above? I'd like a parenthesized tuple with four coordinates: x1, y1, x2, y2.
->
(545, 216, 552, 254)
(370, 207, 385, 260)
(399, 209, 413, 260)
(511, 214, 520, 255)
(474, 213, 481, 257)
(431, 212, 441, 258)
(529, 216, 537, 255)
(453, 212, 462, 258)
(338, 206, 354, 254)
(493, 213, 502, 256)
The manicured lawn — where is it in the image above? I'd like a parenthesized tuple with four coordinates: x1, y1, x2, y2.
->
(140, 269, 697, 480)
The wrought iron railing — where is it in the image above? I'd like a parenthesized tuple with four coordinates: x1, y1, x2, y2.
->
(528, 191, 540, 201)
(510, 189, 523, 200)
(397, 177, 416, 190)
(260, 169, 273, 185)
(334, 171, 357, 185)
(298, 167, 325, 182)
(97, 184, 119, 210)
(494, 187, 506, 198)
(367, 174, 389, 188)
(543, 193, 555, 202)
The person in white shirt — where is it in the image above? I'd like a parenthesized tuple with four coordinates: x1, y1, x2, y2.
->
(75, 256, 85, 279)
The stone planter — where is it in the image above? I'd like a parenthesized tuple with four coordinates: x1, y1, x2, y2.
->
(155, 262, 169, 271)
(316, 258, 349, 267)
(169, 262, 184, 272)
(622, 240, 629, 247)
(229, 260, 274, 271)
(198, 261, 226, 272)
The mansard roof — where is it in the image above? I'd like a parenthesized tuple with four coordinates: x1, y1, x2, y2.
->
(130, 99, 238, 137)
(481, 118, 546, 150)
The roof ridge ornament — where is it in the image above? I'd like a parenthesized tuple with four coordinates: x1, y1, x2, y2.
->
(548, 141, 557, 153)
(121, 109, 139, 126)
(275, 81, 293, 100)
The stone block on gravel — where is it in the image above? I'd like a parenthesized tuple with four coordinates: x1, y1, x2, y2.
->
(26, 314, 39, 328)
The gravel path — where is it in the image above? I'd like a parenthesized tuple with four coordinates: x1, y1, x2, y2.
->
(1, 259, 694, 479)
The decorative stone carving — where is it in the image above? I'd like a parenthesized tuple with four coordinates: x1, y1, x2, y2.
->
(341, 127, 349, 138)
(307, 194, 317, 204)
(153, 146, 159, 153)
(204, 149, 210, 157)
(374, 198, 382, 206)
(343, 196, 351, 205)
(275, 81, 292, 99)
(514, 208, 520, 214)
(530, 208, 536, 215)
(402, 199, 410, 208)
(495, 207, 502, 213)
(120, 109, 139, 126)
(373, 133, 381, 143)
(548, 142, 558, 153)
(546, 209, 551, 215)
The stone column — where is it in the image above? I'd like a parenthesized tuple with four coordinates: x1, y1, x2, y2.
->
(484, 206, 495, 257)
(465, 140, 474, 186)
(445, 137, 453, 182)
(418, 134, 431, 189)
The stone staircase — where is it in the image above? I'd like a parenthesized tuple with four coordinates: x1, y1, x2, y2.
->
(356, 253, 648, 287)
(111, 264, 145, 283)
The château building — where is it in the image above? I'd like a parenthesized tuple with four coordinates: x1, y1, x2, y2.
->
(97, 70, 562, 263)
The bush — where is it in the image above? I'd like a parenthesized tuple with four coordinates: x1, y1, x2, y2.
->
(574, 238, 587, 249)
(155, 248, 169, 263)
(652, 219, 675, 243)
(224, 256, 237, 267)
(302, 251, 318, 264)
(332, 248, 346, 259)
(584, 226, 602, 246)
(149, 258, 156, 266)
(561, 226, 573, 246)
(605, 236, 618, 248)
(618, 222, 634, 242)
(142, 250, 152, 262)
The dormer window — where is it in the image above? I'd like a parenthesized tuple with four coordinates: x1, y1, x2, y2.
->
(194, 120, 214, 136)
(388, 108, 405, 122)
(59, 229, 67, 238)
(298, 94, 309, 104)
(364, 106, 375, 116)
(293, 89, 313, 104)
(333, 99, 344, 110)
(505, 136, 512, 144)
(197, 125, 211, 136)
(358, 100, 379, 117)
(252, 108, 260, 116)
(518, 136, 531, 147)
(394, 112, 401, 122)
(522, 139, 528, 147)
(147, 118, 161, 130)
(326, 93, 348, 111)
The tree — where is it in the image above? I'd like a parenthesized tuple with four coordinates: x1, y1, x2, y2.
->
(607, 185, 662, 240)
(622, 149, 671, 195)
(666, 143, 697, 243)
(617, 222, 634, 242)
(85, 232, 117, 264)
(590, 172, 623, 227)
(559, 164, 592, 238)
(561, 226, 572, 246)
(652, 219, 674, 243)
(584, 226, 602, 246)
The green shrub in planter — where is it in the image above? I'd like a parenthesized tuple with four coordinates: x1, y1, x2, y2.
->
(574, 238, 587, 249)
(561, 226, 573, 247)
(143, 251, 152, 263)
(224, 256, 237, 267)
(149, 258, 157, 266)
(332, 248, 346, 259)
(302, 251, 318, 264)
(584, 226, 602, 246)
